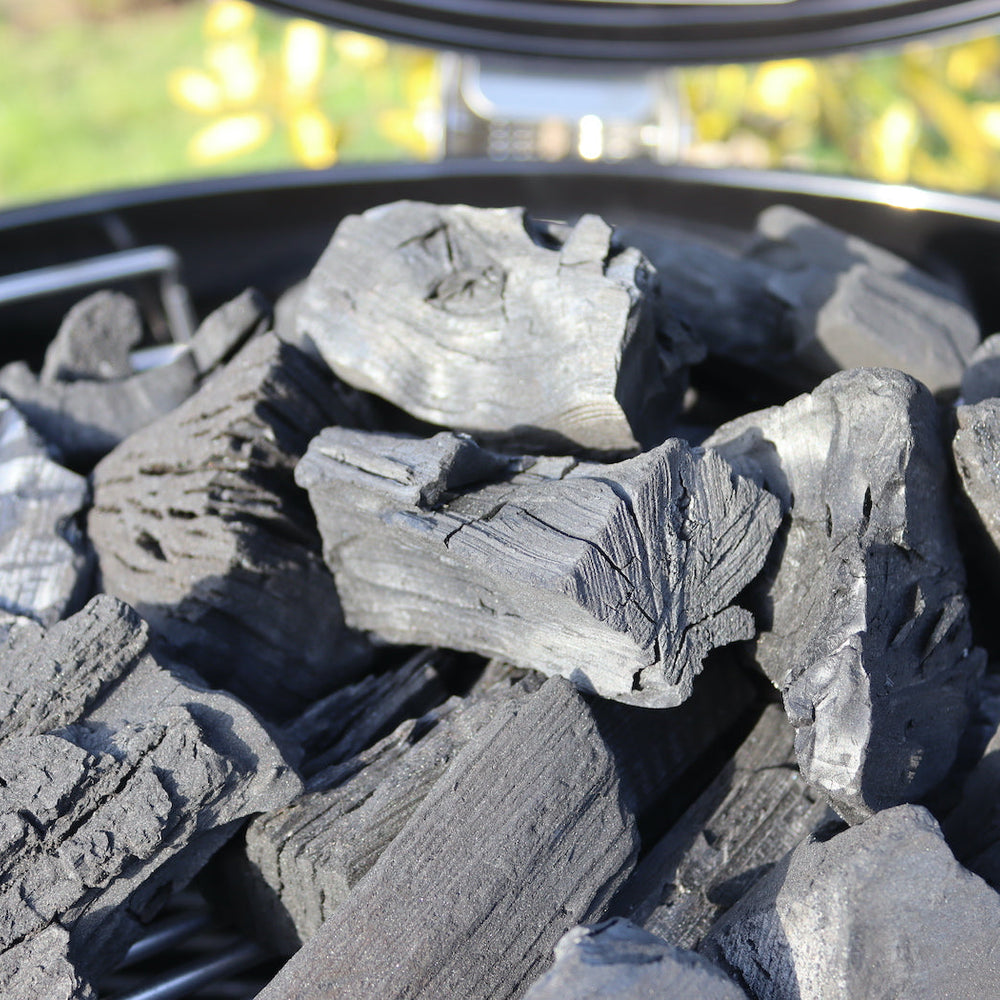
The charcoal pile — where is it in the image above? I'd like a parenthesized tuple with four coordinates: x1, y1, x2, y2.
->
(2, 199, 1000, 1000)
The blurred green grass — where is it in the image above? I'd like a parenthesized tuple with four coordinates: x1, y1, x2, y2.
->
(0, 0, 424, 208)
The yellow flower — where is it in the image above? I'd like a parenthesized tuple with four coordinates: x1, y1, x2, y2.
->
(749, 60, 818, 120)
(168, 68, 223, 115)
(284, 20, 327, 102)
(289, 108, 338, 168)
(333, 31, 388, 70)
(865, 102, 919, 184)
(204, 0, 256, 38)
(188, 113, 272, 164)
(206, 38, 262, 105)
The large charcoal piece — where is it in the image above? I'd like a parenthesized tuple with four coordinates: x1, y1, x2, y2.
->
(295, 201, 699, 453)
(297, 427, 780, 706)
(0, 595, 301, 989)
(0, 399, 91, 626)
(701, 805, 1000, 1000)
(746, 205, 978, 392)
(257, 677, 639, 1000)
(614, 705, 833, 947)
(233, 659, 752, 953)
(522, 919, 747, 1000)
(89, 332, 371, 720)
(707, 368, 982, 821)
(0, 289, 268, 464)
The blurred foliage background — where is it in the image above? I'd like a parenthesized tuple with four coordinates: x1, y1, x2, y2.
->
(2, 0, 1000, 207)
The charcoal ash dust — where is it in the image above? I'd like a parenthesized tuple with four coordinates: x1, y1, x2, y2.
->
(0, 199, 998, 1000)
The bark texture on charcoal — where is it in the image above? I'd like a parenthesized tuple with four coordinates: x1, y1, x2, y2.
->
(296, 427, 780, 707)
(613, 704, 833, 948)
(0, 595, 301, 985)
(0, 288, 269, 465)
(256, 676, 639, 1000)
(701, 804, 1000, 1000)
(225, 659, 752, 954)
(89, 332, 372, 721)
(0, 399, 91, 627)
(707, 367, 983, 822)
(644, 205, 977, 394)
(522, 918, 748, 1000)
(295, 201, 703, 454)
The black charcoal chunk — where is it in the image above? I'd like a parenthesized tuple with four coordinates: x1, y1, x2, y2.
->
(256, 677, 639, 1000)
(943, 718, 1000, 889)
(297, 428, 780, 707)
(0, 399, 91, 625)
(700, 804, 1000, 1000)
(295, 201, 686, 453)
(89, 333, 371, 720)
(613, 705, 833, 947)
(744, 205, 978, 393)
(40, 291, 142, 383)
(522, 919, 747, 1000)
(0, 594, 301, 981)
(953, 400, 1000, 563)
(707, 368, 982, 822)
(0, 289, 267, 464)
(962, 332, 1000, 404)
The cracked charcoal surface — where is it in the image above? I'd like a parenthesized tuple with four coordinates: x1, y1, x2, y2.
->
(256, 677, 639, 1000)
(743, 205, 979, 393)
(0, 926, 95, 1000)
(700, 804, 1000, 1000)
(295, 201, 693, 454)
(40, 291, 142, 383)
(0, 594, 301, 982)
(706, 368, 983, 822)
(89, 332, 372, 721)
(296, 427, 781, 707)
(522, 918, 748, 1000)
(0, 289, 268, 465)
(612, 705, 834, 949)
(0, 399, 91, 626)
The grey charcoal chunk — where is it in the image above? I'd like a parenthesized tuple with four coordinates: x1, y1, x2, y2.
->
(297, 428, 780, 707)
(962, 332, 1000, 404)
(0, 594, 301, 981)
(0, 926, 95, 1000)
(256, 677, 639, 1000)
(523, 919, 747, 1000)
(0, 399, 91, 625)
(613, 705, 833, 948)
(943, 719, 1000, 889)
(295, 201, 681, 453)
(700, 804, 1000, 1000)
(238, 676, 534, 952)
(90, 333, 372, 720)
(0, 289, 266, 464)
(707, 368, 983, 822)
(40, 291, 142, 383)
(953, 400, 1000, 560)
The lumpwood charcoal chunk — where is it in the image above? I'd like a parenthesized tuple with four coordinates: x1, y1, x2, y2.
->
(295, 201, 690, 453)
(256, 677, 639, 1000)
(612, 705, 833, 948)
(40, 291, 142, 383)
(0, 595, 301, 981)
(90, 332, 371, 720)
(744, 205, 979, 393)
(700, 805, 1000, 1000)
(953, 400, 1000, 561)
(0, 399, 91, 625)
(297, 427, 780, 707)
(522, 919, 747, 1000)
(0, 288, 268, 464)
(0, 926, 95, 1000)
(707, 368, 982, 822)
(962, 332, 1000, 404)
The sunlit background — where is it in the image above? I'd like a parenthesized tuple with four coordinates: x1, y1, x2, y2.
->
(3, 0, 1000, 208)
